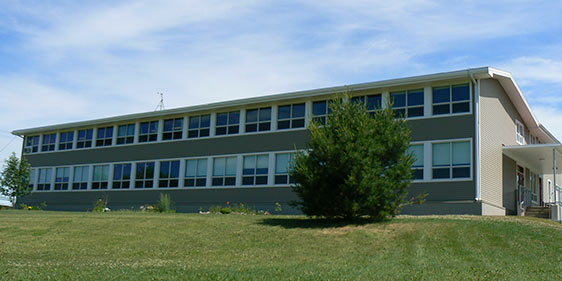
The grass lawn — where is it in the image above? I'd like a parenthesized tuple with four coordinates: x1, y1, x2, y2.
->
(0, 211, 561, 280)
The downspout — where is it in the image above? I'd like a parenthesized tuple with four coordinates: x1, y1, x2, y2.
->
(470, 72, 481, 201)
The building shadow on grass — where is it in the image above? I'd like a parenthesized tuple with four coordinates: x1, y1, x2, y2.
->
(258, 217, 381, 229)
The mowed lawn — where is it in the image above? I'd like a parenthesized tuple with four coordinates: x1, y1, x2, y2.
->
(0, 211, 561, 280)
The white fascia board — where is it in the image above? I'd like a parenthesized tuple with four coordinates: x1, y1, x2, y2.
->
(487, 67, 559, 144)
(12, 67, 493, 136)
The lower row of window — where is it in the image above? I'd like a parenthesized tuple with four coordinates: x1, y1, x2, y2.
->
(32, 153, 295, 191)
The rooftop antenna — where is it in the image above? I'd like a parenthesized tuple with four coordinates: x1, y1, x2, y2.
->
(155, 92, 165, 111)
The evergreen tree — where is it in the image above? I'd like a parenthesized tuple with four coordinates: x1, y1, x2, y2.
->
(0, 153, 32, 206)
(292, 96, 414, 221)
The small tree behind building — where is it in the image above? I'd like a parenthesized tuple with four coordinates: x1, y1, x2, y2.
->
(0, 153, 32, 206)
(291, 96, 414, 221)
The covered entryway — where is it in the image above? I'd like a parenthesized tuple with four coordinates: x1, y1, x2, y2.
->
(503, 144, 562, 221)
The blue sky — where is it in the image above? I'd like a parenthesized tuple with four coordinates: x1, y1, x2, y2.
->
(2, 1, 562, 201)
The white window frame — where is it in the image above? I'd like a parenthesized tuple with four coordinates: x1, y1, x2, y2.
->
(516, 120, 525, 145)
(91, 164, 110, 190)
(431, 139, 472, 181)
(184, 158, 208, 187)
(54, 167, 70, 191)
(112, 163, 132, 189)
(158, 160, 181, 188)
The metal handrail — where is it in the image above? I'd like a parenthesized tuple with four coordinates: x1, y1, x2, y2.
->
(517, 185, 533, 215)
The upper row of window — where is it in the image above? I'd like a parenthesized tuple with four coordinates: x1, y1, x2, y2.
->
(24, 84, 470, 153)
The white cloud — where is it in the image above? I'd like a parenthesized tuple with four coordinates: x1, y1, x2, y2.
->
(531, 105, 562, 142)
(501, 57, 562, 85)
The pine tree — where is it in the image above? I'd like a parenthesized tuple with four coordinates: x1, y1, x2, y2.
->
(0, 153, 32, 206)
(292, 96, 414, 221)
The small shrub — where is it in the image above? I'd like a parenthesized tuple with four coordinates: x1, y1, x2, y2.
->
(153, 193, 175, 213)
(208, 202, 263, 215)
(40, 201, 47, 210)
(92, 198, 108, 212)
(220, 207, 232, 214)
(274, 202, 283, 213)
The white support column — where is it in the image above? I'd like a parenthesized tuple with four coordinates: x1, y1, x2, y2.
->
(423, 86, 432, 117)
(157, 119, 164, 142)
(49, 168, 55, 191)
(178, 159, 186, 188)
(154, 161, 160, 189)
(182, 116, 188, 139)
(31, 168, 38, 192)
(304, 101, 313, 127)
(424, 142, 432, 181)
(108, 163, 114, 190)
(271, 105, 278, 131)
(130, 162, 137, 189)
(38, 134, 44, 152)
(69, 166, 75, 191)
(92, 128, 98, 148)
(54, 132, 60, 151)
(87, 164, 94, 190)
(210, 113, 217, 137)
(134, 122, 140, 144)
(72, 129, 78, 149)
(268, 152, 275, 186)
(236, 155, 243, 187)
(206, 157, 213, 187)
(381, 91, 390, 109)
(112, 125, 118, 146)
(239, 109, 246, 134)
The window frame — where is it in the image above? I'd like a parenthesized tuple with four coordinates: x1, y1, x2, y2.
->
(72, 166, 89, 190)
(162, 118, 183, 141)
(41, 133, 56, 152)
(351, 94, 382, 117)
(274, 152, 295, 185)
(112, 163, 132, 189)
(135, 161, 155, 188)
(245, 107, 272, 133)
(117, 124, 135, 145)
(139, 121, 158, 143)
(277, 103, 306, 130)
(54, 167, 70, 190)
(242, 154, 269, 185)
(516, 120, 525, 145)
(76, 129, 93, 149)
(58, 131, 74, 150)
(390, 89, 424, 118)
(91, 164, 110, 189)
(188, 114, 211, 138)
(158, 160, 180, 188)
(212, 156, 237, 186)
(24, 136, 40, 153)
(432, 83, 471, 116)
(408, 144, 424, 181)
(431, 139, 472, 180)
(37, 168, 53, 191)
(215, 111, 240, 136)
(185, 158, 208, 187)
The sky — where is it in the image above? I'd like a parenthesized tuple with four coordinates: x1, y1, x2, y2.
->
(1, 1, 562, 203)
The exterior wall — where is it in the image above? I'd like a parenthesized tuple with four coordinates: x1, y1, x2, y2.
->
(542, 173, 562, 204)
(19, 78, 478, 214)
(502, 155, 517, 214)
(480, 78, 523, 214)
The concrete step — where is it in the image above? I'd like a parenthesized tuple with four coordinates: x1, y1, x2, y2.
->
(525, 207, 551, 218)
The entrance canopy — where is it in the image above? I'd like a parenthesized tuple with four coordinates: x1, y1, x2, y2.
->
(503, 144, 562, 174)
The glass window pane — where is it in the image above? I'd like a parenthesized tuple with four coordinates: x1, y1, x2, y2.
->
(292, 103, 305, 118)
(452, 84, 470, 101)
(433, 87, 450, 103)
(433, 104, 450, 115)
(452, 141, 470, 165)
(246, 109, 258, 123)
(114, 165, 123, 180)
(229, 112, 240, 124)
(213, 158, 225, 176)
(313, 101, 327, 116)
(197, 159, 207, 177)
(367, 95, 381, 110)
(407, 90, 424, 106)
(259, 107, 271, 121)
(164, 120, 173, 131)
(160, 161, 170, 178)
(189, 116, 200, 128)
(225, 157, 237, 176)
(127, 124, 135, 135)
(391, 92, 405, 108)
(186, 160, 197, 177)
(217, 113, 228, 126)
(452, 102, 470, 113)
(201, 115, 210, 127)
(278, 105, 291, 119)
(433, 143, 450, 166)
(257, 155, 269, 169)
(408, 145, 424, 167)
(171, 161, 180, 178)
(276, 154, 289, 174)
(244, 156, 255, 170)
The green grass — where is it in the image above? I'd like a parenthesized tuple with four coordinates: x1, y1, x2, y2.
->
(0, 211, 560, 280)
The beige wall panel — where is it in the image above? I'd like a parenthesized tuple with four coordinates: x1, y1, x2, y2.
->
(480, 79, 523, 208)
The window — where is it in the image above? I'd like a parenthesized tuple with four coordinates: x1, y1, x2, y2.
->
(72, 166, 89, 190)
(54, 167, 70, 190)
(188, 115, 210, 138)
(243, 155, 269, 185)
(37, 168, 52, 191)
(95, 127, 113, 147)
(516, 120, 525, 145)
(185, 158, 208, 187)
(245, 107, 271, 132)
(92, 165, 109, 189)
(139, 121, 158, 143)
(77, 129, 93, 148)
(112, 163, 132, 189)
(163, 118, 183, 140)
(159, 160, 180, 188)
(278, 103, 305, 129)
(351, 94, 382, 116)
(391, 89, 424, 118)
(42, 133, 56, 152)
(275, 153, 295, 184)
(432, 141, 471, 179)
(212, 157, 237, 186)
(117, 124, 135, 145)
(312, 100, 332, 125)
(58, 131, 74, 150)
(24, 136, 40, 153)
(216, 111, 240, 135)
(408, 145, 424, 180)
(29, 169, 36, 189)
(432, 84, 470, 115)
(135, 162, 155, 188)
